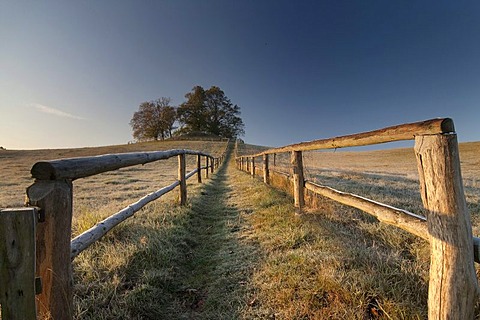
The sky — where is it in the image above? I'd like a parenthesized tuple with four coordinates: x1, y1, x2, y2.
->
(1, 1, 480, 150)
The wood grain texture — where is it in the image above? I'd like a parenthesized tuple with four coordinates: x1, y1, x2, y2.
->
(263, 154, 270, 184)
(0, 208, 37, 320)
(415, 133, 478, 319)
(26, 180, 73, 320)
(291, 151, 305, 211)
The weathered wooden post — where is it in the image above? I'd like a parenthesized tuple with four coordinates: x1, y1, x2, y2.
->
(273, 153, 277, 167)
(26, 180, 73, 319)
(178, 153, 187, 205)
(210, 157, 214, 173)
(415, 132, 479, 318)
(246, 157, 250, 173)
(251, 156, 255, 177)
(205, 156, 209, 179)
(197, 154, 202, 183)
(0, 208, 37, 320)
(263, 154, 270, 184)
(291, 151, 305, 213)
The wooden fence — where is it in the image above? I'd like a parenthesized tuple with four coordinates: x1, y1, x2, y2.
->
(236, 118, 479, 319)
(0, 146, 228, 320)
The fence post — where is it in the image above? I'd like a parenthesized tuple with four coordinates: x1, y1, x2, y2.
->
(273, 153, 276, 167)
(291, 151, 305, 213)
(205, 156, 209, 179)
(414, 133, 479, 318)
(210, 157, 214, 173)
(178, 153, 187, 205)
(0, 208, 37, 320)
(197, 154, 202, 183)
(251, 156, 255, 177)
(26, 180, 73, 320)
(263, 154, 269, 184)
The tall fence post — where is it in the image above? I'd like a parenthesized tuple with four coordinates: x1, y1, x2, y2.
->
(251, 156, 255, 177)
(291, 151, 305, 213)
(0, 208, 37, 320)
(210, 156, 214, 173)
(263, 154, 270, 184)
(205, 156, 209, 179)
(197, 154, 202, 183)
(26, 180, 73, 320)
(178, 153, 187, 206)
(414, 133, 479, 318)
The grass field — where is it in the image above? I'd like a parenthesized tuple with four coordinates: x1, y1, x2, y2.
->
(1, 139, 479, 318)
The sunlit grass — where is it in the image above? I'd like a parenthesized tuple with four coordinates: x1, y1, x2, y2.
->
(1, 140, 479, 318)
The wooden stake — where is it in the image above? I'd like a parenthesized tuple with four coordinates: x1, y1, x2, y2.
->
(178, 154, 187, 206)
(415, 133, 479, 319)
(0, 208, 37, 320)
(27, 180, 73, 320)
(263, 154, 270, 184)
(251, 157, 255, 177)
(197, 154, 202, 183)
(205, 156, 209, 179)
(291, 151, 304, 213)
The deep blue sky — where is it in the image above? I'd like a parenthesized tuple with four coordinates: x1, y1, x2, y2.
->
(1, 1, 479, 149)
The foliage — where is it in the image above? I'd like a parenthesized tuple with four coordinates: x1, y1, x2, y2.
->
(177, 86, 245, 139)
(130, 97, 176, 141)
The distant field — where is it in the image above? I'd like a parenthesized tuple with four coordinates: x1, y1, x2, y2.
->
(0, 140, 227, 223)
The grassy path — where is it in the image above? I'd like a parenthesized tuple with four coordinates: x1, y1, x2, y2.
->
(73, 150, 265, 319)
(73, 148, 430, 319)
(165, 152, 261, 319)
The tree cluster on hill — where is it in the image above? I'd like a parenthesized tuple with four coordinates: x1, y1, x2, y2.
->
(130, 86, 244, 141)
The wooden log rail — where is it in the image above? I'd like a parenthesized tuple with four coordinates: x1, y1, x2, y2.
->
(236, 118, 479, 318)
(1, 146, 228, 320)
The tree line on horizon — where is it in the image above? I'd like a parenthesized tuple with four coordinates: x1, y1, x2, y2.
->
(130, 86, 245, 142)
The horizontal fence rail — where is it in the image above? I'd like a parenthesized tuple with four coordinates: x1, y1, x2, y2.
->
(1, 143, 230, 320)
(244, 118, 454, 157)
(70, 167, 202, 259)
(31, 149, 212, 180)
(236, 118, 479, 319)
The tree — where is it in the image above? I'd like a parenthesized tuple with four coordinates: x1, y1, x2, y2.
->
(176, 86, 208, 133)
(177, 86, 244, 138)
(130, 97, 176, 141)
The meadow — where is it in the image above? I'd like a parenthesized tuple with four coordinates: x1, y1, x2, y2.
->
(1, 140, 479, 318)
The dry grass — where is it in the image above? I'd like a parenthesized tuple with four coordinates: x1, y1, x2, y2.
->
(237, 141, 480, 319)
(0, 139, 227, 217)
(267, 141, 480, 235)
(1, 140, 479, 319)
(72, 149, 262, 319)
